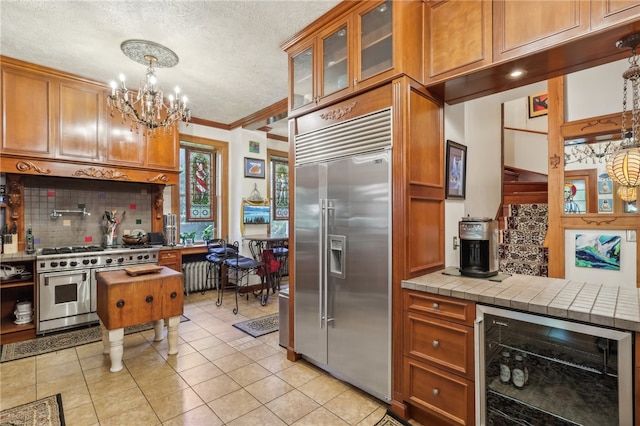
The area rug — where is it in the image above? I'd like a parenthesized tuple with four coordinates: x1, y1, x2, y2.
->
(374, 410, 411, 426)
(0, 316, 189, 363)
(233, 313, 278, 338)
(0, 393, 65, 426)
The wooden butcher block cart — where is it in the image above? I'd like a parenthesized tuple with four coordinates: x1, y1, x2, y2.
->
(96, 266, 184, 372)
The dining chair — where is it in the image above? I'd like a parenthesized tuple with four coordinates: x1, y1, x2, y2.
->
(205, 239, 236, 296)
(222, 241, 264, 314)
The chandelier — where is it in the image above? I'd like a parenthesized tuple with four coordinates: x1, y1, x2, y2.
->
(107, 40, 190, 135)
(606, 33, 640, 201)
(564, 141, 615, 165)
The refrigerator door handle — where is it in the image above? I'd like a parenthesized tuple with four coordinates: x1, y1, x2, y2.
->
(320, 198, 328, 329)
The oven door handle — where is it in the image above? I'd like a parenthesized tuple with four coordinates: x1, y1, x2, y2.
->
(83, 272, 87, 282)
(44, 276, 50, 286)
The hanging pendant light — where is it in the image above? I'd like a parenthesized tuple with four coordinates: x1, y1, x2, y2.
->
(618, 185, 637, 202)
(606, 33, 640, 201)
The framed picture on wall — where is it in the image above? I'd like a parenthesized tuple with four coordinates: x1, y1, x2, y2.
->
(244, 157, 265, 178)
(445, 140, 467, 199)
(186, 149, 214, 221)
(528, 92, 548, 118)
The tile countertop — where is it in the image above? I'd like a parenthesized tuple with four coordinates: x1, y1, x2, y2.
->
(401, 269, 640, 332)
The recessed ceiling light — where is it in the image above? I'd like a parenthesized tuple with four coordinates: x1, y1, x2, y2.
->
(509, 70, 525, 78)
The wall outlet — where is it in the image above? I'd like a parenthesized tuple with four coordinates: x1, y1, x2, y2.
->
(627, 230, 637, 242)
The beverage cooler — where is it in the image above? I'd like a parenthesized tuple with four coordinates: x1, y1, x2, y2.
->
(475, 305, 633, 425)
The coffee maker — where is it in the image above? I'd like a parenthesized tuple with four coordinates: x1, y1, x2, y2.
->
(459, 217, 499, 278)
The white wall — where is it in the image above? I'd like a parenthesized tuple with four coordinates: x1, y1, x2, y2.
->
(503, 97, 548, 174)
(444, 81, 546, 268)
(563, 58, 637, 286)
(177, 123, 288, 254)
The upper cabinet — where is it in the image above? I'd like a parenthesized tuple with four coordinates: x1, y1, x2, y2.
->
(1, 56, 179, 184)
(285, 0, 423, 117)
(493, 0, 591, 62)
(425, 0, 492, 83)
(591, 0, 640, 29)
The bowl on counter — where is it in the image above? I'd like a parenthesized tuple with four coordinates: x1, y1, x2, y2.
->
(122, 230, 148, 245)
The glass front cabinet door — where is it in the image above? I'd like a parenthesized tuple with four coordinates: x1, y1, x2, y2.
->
(356, 0, 393, 83)
(290, 41, 314, 111)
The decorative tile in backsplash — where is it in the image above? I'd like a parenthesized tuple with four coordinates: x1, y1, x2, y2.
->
(23, 176, 153, 248)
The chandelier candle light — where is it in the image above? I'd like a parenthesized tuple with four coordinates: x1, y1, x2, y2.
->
(606, 33, 640, 202)
(107, 40, 190, 135)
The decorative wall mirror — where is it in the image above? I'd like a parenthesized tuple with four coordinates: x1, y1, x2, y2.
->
(561, 112, 637, 217)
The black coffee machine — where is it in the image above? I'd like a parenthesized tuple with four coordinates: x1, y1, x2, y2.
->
(459, 217, 499, 278)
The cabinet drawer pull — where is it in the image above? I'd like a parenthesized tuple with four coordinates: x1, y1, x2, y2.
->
(170, 291, 178, 299)
(433, 388, 439, 396)
(432, 340, 439, 348)
(145, 295, 154, 303)
(116, 299, 125, 308)
(432, 303, 439, 310)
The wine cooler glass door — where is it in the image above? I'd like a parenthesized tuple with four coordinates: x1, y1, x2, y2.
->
(475, 305, 632, 426)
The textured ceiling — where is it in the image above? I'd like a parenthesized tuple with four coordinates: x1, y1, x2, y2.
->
(0, 1, 342, 135)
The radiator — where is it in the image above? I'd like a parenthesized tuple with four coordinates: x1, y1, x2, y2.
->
(182, 261, 214, 295)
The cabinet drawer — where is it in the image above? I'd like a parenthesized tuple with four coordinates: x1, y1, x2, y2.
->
(404, 291, 475, 326)
(403, 357, 475, 426)
(404, 312, 474, 380)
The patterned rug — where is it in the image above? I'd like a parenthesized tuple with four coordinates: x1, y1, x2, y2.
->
(233, 313, 278, 337)
(0, 393, 65, 426)
(0, 316, 189, 363)
(374, 410, 411, 426)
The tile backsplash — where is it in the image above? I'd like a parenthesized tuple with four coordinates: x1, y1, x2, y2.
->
(23, 176, 153, 248)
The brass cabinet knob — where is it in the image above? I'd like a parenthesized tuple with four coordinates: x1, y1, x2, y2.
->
(432, 303, 439, 310)
(432, 340, 439, 348)
(433, 388, 439, 396)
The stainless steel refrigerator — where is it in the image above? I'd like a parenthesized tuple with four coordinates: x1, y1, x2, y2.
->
(294, 110, 392, 402)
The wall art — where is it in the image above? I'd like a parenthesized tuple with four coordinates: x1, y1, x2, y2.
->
(575, 234, 621, 270)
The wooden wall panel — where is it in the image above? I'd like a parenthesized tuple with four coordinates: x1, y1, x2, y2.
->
(408, 87, 443, 187)
(407, 197, 444, 275)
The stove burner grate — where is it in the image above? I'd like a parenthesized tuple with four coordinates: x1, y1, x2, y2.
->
(40, 246, 106, 255)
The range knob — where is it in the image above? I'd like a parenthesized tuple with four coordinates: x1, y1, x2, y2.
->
(50, 261, 58, 267)
(90, 258, 98, 264)
(106, 258, 113, 264)
(70, 261, 78, 267)
(60, 261, 67, 267)
(143, 254, 149, 260)
(83, 259, 90, 265)
(117, 257, 124, 263)
(137, 255, 143, 260)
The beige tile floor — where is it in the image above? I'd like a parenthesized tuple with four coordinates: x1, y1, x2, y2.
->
(0, 281, 395, 425)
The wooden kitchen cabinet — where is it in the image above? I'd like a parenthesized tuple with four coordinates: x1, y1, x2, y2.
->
(425, 0, 492, 83)
(158, 249, 182, 272)
(591, 0, 640, 29)
(1, 56, 179, 183)
(493, 0, 590, 62)
(402, 290, 475, 425)
(0, 258, 36, 345)
(1, 59, 104, 163)
(284, 0, 423, 117)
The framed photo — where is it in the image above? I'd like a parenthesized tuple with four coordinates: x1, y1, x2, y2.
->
(528, 92, 548, 118)
(186, 149, 214, 221)
(244, 157, 265, 178)
(445, 140, 467, 199)
(242, 202, 270, 224)
(249, 141, 260, 153)
(272, 158, 289, 220)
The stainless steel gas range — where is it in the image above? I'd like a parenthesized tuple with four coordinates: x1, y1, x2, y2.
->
(36, 245, 160, 334)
